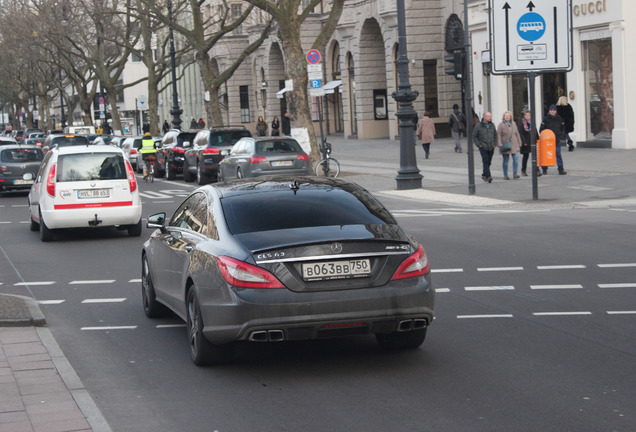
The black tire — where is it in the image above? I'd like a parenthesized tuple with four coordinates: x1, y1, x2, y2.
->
(375, 328, 427, 350)
(186, 289, 234, 365)
(183, 160, 195, 182)
(167, 163, 176, 180)
(39, 208, 54, 242)
(128, 219, 142, 237)
(155, 162, 166, 178)
(141, 255, 167, 318)
(196, 163, 208, 185)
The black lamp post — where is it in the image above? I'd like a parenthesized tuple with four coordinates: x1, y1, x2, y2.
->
(167, 0, 183, 130)
(392, 0, 422, 190)
(59, 67, 66, 129)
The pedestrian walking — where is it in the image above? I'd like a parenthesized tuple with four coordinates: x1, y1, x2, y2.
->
(540, 104, 567, 175)
(190, 118, 197, 129)
(198, 118, 205, 129)
(518, 110, 541, 177)
(497, 111, 522, 180)
(282, 112, 291, 135)
(448, 103, 466, 153)
(271, 116, 280, 136)
(473, 112, 498, 183)
(256, 116, 268, 136)
(162, 120, 170, 134)
(556, 95, 575, 151)
(416, 111, 436, 159)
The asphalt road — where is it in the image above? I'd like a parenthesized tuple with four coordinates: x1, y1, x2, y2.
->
(1, 176, 635, 432)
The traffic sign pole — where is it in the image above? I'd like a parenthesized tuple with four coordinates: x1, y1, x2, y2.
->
(306, 50, 325, 152)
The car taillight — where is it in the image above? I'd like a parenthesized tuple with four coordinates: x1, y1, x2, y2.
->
(217, 256, 284, 289)
(249, 156, 266, 164)
(296, 154, 309, 161)
(125, 161, 137, 192)
(36, 141, 43, 146)
(130, 149, 137, 155)
(172, 147, 185, 154)
(391, 244, 430, 280)
(46, 164, 56, 197)
(203, 147, 220, 154)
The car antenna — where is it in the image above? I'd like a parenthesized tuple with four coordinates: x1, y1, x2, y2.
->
(289, 180, 300, 195)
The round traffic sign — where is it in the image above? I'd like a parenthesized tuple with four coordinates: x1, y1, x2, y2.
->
(98, 97, 105, 105)
(517, 12, 546, 42)
(306, 49, 321, 64)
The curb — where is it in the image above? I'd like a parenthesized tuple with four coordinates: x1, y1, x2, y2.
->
(0, 293, 47, 327)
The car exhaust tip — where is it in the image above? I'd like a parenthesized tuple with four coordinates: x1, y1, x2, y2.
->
(413, 319, 428, 329)
(248, 330, 285, 342)
(397, 319, 427, 332)
(268, 330, 285, 342)
(248, 330, 268, 342)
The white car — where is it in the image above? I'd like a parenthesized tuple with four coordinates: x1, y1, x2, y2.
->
(26, 145, 142, 242)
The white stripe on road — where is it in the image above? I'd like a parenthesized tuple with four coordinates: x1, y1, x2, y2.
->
(598, 263, 636, 268)
(11, 205, 28, 207)
(477, 267, 524, 272)
(530, 284, 584, 290)
(465, 286, 515, 291)
(38, 300, 65, 305)
(537, 265, 586, 270)
(457, 314, 514, 319)
(81, 326, 137, 331)
(70, 280, 115, 285)
(533, 311, 592, 316)
(0, 222, 11, 224)
(607, 311, 636, 315)
(435, 288, 451, 293)
(598, 283, 636, 288)
(129, 279, 142, 283)
(14, 281, 55, 286)
(156, 324, 187, 328)
(432, 268, 463, 273)
(82, 298, 127, 304)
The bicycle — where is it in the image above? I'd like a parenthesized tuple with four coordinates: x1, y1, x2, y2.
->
(144, 154, 156, 183)
(314, 138, 340, 178)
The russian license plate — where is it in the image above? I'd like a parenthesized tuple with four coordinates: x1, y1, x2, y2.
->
(78, 189, 110, 199)
(271, 160, 293, 167)
(302, 259, 371, 281)
(13, 179, 34, 185)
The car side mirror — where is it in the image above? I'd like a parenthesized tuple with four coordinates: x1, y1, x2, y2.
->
(23, 173, 34, 181)
(147, 212, 167, 232)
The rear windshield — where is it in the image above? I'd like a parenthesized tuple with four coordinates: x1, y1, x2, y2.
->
(52, 136, 90, 147)
(1, 148, 43, 162)
(256, 139, 302, 154)
(177, 133, 196, 147)
(57, 153, 127, 181)
(222, 188, 395, 235)
(210, 131, 251, 146)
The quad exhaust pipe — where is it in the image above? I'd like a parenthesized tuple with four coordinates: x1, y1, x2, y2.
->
(248, 329, 285, 342)
(397, 319, 428, 332)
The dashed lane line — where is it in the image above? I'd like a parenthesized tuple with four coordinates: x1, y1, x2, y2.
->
(81, 298, 127, 303)
(14, 281, 55, 286)
(156, 324, 187, 328)
(598, 263, 636, 268)
(465, 286, 515, 291)
(598, 283, 636, 288)
(530, 284, 584, 290)
(457, 314, 514, 319)
(533, 311, 592, 316)
(607, 311, 636, 315)
(537, 265, 587, 270)
(38, 300, 65, 305)
(70, 280, 116, 285)
(81, 326, 137, 331)
(432, 268, 463, 273)
(478, 267, 524, 272)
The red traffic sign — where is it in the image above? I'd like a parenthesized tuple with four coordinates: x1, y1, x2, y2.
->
(306, 49, 321, 64)
(98, 97, 105, 105)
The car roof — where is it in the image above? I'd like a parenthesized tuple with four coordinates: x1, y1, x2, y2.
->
(0, 144, 42, 151)
(211, 176, 357, 198)
(51, 145, 126, 156)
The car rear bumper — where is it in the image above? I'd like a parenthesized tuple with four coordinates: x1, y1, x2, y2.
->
(40, 203, 142, 229)
(198, 276, 434, 344)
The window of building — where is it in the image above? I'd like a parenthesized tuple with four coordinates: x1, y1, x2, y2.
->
(423, 60, 438, 117)
(231, 3, 243, 35)
(373, 89, 387, 120)
(311, 97, 319, 121)
(240, 85, 250, 123)
(131, 52, 142, 62)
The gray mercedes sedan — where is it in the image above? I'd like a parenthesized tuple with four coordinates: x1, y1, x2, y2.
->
(142, 177, 434, 365)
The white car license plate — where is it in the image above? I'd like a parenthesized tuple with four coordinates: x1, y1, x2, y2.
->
(78, 189, 110, 199)
(14, 179, 34, 185)
(302, 259, 371, 281)
(271, 160, 293, 167)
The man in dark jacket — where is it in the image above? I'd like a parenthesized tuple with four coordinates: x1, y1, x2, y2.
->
(282, 111, 291, 136)
(472, 112, 497, 183)
(448, 103, 466, 153)
(540, 104, 567, 175)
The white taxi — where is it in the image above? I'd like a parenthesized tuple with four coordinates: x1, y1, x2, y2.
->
(27, 145, 142, 242)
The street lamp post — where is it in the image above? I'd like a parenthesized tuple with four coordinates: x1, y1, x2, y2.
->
(167, 0, 183, 130)
(392, 0, 422, 190)
(59, 66, 66, 129)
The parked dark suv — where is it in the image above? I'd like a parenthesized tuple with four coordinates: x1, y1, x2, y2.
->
(157, 129, 197, 179)
(183, 125, 252, 185)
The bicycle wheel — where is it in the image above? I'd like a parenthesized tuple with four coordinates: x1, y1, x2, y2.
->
(315, 158, 340, 178)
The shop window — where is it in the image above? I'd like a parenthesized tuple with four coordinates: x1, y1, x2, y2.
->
(423, 60, 439, 117)
(373, 89, 387, 120)
(239, 86, 250, 123)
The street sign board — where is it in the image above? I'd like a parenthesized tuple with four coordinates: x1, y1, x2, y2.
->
(310, 88, 325, 97)
(306, 49, 321, 64)
(489, 0, 572, 74)
(307, 63, 323, 80)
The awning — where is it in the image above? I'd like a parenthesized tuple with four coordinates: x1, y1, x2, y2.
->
(276, 88, 289, 99)
(323, 80, 342, 94)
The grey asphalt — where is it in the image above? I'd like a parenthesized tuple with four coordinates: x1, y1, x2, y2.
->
(1, 134, 634, 431)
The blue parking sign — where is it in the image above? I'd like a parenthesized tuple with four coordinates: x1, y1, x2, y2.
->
(311, 79, 322, 89)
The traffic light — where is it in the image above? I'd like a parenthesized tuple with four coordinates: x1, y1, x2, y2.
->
(444, 51, 464, 80)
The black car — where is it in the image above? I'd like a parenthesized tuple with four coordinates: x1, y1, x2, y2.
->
(0, 144, 44, 194)
(157, 129, 197, 179)
(142, 177, 435, 365)
(183, 126, 252, 185)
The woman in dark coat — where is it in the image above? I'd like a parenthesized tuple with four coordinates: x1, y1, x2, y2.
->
(556, 96, 575, 151)
(517, 110, 541, 177)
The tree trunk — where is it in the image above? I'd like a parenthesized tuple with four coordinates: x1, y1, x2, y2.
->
(198, 57, 224, 127)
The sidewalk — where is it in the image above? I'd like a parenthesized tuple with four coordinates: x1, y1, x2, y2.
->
(0, 294, 110, 432)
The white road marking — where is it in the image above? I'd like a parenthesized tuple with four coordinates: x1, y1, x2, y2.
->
(82, 298, 127, 303)
(435, 288, 450, 293)
(530, 284, 584, 290)
(0, 222, 11, 224)
(533, 311, 592, 316)
(81, 326, 137, 331)
(537, 265, 586, 270)
(70, 280, 115, 285)
(432, 268, 463, 273)
(457, 314, 514, 319)
(156, 324, 187, 328)
(38, 300, 65, 305)
(598, 263, 636, 268)
(478, 267, 524, 272)
(14, 281, 55, 286)
(11, 204, 28, 207)
(129, 279, 142, 283)
(598, 283, 636, 288)
(607, 311, 636, 315)
(465, 286, 515, 291)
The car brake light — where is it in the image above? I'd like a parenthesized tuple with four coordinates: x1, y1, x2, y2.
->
(217, 256, 284, 289)
(125, 161, 137, 192)
(391, 244, 430, 280)
(249, 156, 266, 164)
(296, 154, 309, 161)
(65, 135, 75, 139)
(46, 164, 57, 197)
(172, 147, 185, 154)
(130, 149, 138, 155)
(203, 147, 220, 154)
